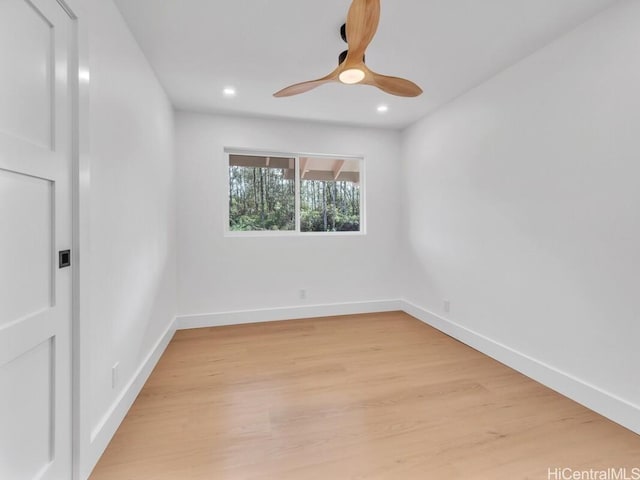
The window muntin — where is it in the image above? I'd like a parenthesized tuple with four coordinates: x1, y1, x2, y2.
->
(227, 152, 363, 235)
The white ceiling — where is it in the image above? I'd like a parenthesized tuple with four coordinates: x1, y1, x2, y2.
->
(113, 0, 618, 129)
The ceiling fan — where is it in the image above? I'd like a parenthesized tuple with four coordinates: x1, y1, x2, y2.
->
(274, 0, 423, 98)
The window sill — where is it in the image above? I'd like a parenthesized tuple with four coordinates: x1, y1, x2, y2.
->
(224, 231, 366, 238)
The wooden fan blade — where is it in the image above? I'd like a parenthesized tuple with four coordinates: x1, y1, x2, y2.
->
(366, 71, 423, 97)
(273, 79, 332, 98)
(345, 0, 380, 62)
(273, 79, 331, 98)
(273, 69, 340, 97)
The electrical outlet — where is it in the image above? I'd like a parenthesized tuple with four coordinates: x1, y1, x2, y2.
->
(443, 300, 451, 314)
(112, 362, 120, 389)
(299, 289, 307, 300)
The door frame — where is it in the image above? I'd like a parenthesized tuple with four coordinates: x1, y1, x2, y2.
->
(53, 0, 90, 479)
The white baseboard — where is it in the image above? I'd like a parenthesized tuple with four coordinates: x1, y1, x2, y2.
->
(176, 300, 403, 330)
(401, 300, 640, 435)
(85, 318, 177, 477)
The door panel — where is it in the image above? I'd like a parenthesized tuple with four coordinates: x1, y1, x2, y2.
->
(0, 0, 53, 149)
(0, 339, 54, 480)
(0, 0, 73, 479)
(0, 170, 53, 326)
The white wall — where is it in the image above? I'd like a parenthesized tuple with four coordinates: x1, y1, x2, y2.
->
(76, 1, 640, 474)
(84, 0, 176, 475)
(402, 0, 640, 430)
(176, 113, 402, 319)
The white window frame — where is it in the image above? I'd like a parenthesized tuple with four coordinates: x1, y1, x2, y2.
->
(224, 147, 366, 237)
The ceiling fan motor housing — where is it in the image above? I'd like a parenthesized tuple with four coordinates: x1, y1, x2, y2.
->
(339, 24, 365, 65)
(340, 23, 347, 42)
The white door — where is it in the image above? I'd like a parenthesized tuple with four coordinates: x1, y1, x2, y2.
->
(0, 0, 73, 479)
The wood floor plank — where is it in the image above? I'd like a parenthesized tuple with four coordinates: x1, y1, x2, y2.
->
(90, 312, 640, 480)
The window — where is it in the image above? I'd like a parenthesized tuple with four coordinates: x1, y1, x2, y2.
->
(299, 157, 362, 233)
(227, 151, 363, 234)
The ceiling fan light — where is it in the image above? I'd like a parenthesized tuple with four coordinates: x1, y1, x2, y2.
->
(339, 68, 365, 85)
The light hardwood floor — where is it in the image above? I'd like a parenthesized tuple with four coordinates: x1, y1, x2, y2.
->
(90, 312, 640, 479)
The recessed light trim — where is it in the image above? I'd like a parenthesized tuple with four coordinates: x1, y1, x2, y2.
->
(377, 104, 389, 113)
(223, 87, 237, 97)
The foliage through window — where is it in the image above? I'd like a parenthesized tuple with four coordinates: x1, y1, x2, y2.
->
(228, 153, 362, 233)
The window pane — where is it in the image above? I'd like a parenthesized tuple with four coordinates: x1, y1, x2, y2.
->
(228, 155, 295, 231)
(299, 157, 361, 232)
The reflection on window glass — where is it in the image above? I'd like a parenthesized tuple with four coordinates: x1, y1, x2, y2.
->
(300, 157, 360, 232)
(228, 155, 295, 231)
(227, 153, 362, 234)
